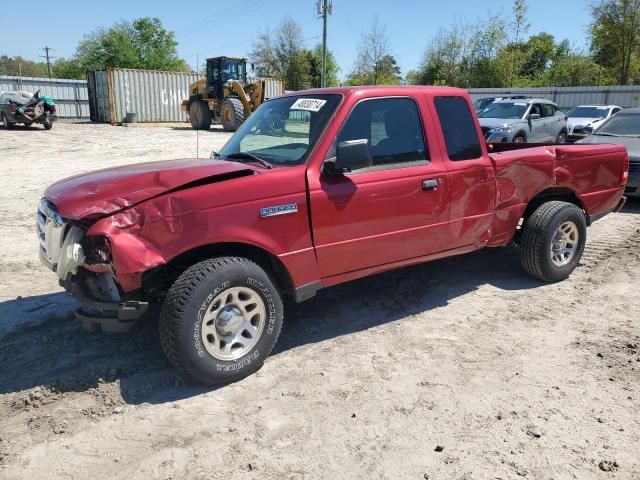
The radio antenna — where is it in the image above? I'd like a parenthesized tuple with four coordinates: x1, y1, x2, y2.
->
(196, 54, 200, 158)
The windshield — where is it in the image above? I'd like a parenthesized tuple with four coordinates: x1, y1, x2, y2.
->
(221, 59, 246, 82)
(594, 113, 640, 137)
(477, 102, 528, 119)
(474, 98, 495, 110)
(567, 106, 609, 119)
(218, 94, 342, 167)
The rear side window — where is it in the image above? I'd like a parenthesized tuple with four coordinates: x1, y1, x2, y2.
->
(434, 96, 482, 161)
(542, 104, 555, 117)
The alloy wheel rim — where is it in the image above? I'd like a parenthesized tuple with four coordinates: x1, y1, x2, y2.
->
(550, 220, 579, 267)
(200, 286, 266, 361)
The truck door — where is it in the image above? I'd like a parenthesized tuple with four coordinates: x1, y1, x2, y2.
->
(432, 96, 497, 248)
(307, 96, 451, 280)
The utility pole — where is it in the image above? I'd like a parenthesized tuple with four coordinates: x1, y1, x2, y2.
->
(40, 46, 56, 78)
(317, 0, 333, 88)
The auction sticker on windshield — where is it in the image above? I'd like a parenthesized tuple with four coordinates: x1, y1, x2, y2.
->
(291, 98, 327, 112)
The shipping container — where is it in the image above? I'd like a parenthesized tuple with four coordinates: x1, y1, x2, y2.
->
(87, 68, 284, 124)
(0, 75, 89, 118)
(468, 85, 640, 111)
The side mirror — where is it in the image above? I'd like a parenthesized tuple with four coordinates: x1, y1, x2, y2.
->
(529, 113, 541, 120)
(582, 126, 594, 136)
(326, 139, 372, 174)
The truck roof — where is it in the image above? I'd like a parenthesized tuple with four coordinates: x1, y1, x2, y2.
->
(278, 85, 469, 98)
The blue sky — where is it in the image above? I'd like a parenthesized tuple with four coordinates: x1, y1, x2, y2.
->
(4, 0, 593, 79)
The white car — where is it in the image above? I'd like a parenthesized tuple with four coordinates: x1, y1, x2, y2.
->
(566, 105, 622, 141)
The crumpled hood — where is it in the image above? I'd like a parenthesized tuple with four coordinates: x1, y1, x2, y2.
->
(478, 117, 526, 129)
(45, 158, 257, 220)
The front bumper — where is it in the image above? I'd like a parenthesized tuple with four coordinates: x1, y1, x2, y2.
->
(65, 277, 148, 333)
(38, 197, 148, 332)
(485, 131, 511, 143)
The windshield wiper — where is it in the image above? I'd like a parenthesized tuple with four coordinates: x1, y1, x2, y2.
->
(225, 152, 273, 169)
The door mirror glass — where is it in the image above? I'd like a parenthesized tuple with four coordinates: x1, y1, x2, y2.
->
(327, 139, 372, 173)
(529, 113, 541, 120)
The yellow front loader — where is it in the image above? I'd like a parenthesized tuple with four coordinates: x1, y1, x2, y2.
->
(181, 56, 266, 132)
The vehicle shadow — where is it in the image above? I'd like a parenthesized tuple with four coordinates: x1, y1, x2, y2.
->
(0, 245, 542, 405)
(622, 196, 640, 213)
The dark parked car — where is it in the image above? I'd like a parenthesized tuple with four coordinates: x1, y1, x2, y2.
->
(577, 107, 640, 197)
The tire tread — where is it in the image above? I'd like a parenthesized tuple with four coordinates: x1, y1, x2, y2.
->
(159, 257, 280, 383)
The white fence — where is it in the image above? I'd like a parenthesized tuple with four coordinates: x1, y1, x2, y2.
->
(468, 85, 640, 110)
(0, 75, 89, 118)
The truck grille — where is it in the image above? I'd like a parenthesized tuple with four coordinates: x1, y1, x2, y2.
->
(37, 198, 67, 271)
(629, 160, 640, 174)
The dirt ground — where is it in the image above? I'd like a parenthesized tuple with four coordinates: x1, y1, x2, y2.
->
(0, 121, 639, 480)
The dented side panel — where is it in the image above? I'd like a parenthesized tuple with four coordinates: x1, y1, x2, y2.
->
(86, 165, 316, 292)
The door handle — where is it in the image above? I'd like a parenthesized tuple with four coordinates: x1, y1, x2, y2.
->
(422, 179, 439, 191)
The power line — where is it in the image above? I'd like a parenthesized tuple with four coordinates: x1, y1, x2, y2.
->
(175, 0, 280, 40)
(40, 46, 56, 79)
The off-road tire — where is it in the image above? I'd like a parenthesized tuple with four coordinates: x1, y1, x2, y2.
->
(1, 113, 13, 129)
(159, 257, 283, 384)
(189, 100, 211, 130)
(520, 201, 587, 282)
(556, 130, 567, 144)
(221, 98, 245, 132)
(43, 113, 53, 130)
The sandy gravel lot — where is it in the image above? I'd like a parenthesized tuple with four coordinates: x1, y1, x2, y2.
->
(0, 122, 639, 480)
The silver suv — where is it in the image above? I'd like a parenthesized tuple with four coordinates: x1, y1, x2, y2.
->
(478, 98, 568, 143)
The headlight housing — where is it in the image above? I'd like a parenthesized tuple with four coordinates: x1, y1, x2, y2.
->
(491, 126, 513, 134)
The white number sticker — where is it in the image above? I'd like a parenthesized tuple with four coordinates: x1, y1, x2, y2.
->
(290, 98, 327, 112)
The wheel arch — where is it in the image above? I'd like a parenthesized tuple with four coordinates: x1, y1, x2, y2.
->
(521, 187, 588, 226)
(142, 241, 295, 301)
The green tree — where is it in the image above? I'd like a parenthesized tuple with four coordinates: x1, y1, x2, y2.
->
(511, 0, 530, 43)
(345, 19, 402, 85)
(74, 17, 188, 72)
(590, 0, 640, 85)
(52, 58, 85, 79)
(306, 44, 340, 87)
(0, 55, 48, 77)
(249, 17, 313, 90)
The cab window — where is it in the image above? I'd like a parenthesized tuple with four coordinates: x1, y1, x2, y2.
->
(336, 97, 428, 171)
(434, 96, 482, 161)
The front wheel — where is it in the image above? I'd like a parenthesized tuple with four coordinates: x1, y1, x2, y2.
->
(43, 113, 53, 130)
(221, 98, 245, 132)
(520, 201, 587, 282)
(556, 131, 567, 144)
(189, 100, 212, 130)
(159, 257, 283, 384)
(513, 135, 526, 143)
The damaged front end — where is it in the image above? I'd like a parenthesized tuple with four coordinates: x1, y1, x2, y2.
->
(37, 198, 148, 332)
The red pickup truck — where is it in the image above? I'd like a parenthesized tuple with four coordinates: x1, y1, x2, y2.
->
(38, 87, 628, 384)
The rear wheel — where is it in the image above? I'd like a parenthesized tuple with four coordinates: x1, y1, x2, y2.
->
(520, 201, 587, 282)
(159, 257, 284, 384)
(221, 98, 245, 132)
(1, 113, 13, 129)
(189, 100, 211, 130)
